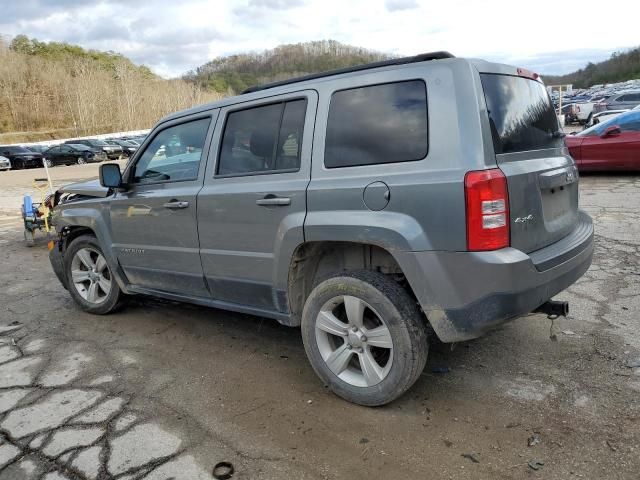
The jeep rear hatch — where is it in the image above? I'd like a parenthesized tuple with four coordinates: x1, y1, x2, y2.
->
(480, 72, 579, 254)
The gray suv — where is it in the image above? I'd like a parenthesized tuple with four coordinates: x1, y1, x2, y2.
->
(49, 52, 593, 406)
(593, 91, 640, 112)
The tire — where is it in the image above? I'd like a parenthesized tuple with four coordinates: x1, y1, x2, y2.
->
(44, 158, 53, 168)
(301, 270, 428, 406)
(77, 157, 87, 165)
(64, 234, 122, 314)
(586, 113, 592, 125)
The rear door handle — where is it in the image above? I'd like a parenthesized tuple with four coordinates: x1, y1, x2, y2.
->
(163, 200, 190, 209)
(256, 195, 291, 206)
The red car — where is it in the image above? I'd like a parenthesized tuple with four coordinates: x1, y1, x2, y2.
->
(565, 110, 640, 171)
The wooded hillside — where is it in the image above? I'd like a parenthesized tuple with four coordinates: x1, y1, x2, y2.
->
(545, 47, 640, 88)
(0, 35, 221, 143)
(184, 40, 392, 94)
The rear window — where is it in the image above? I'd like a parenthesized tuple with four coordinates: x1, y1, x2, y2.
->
(324, 80, 428, 168)
(481, 74, 561, 154)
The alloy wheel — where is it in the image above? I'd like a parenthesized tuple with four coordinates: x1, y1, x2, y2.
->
(70, 247, 112, 304)
(315, 295, 393, 387)
(77, 157, 87, 164)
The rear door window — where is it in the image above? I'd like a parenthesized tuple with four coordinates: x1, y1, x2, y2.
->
(217, 98, 307, 176)
(481, 74, 561, 154)
(324, 80, 428, 168)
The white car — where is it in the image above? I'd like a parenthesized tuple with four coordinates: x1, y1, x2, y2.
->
(0, 155, 10, 171)
(589, 109, 628, 126)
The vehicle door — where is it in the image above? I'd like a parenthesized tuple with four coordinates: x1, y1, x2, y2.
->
(618, 93, 640, 110)
(60, 145, 76, 164)
(580, 111, 640, 169)
(46, 146, 61, 165)
(108, 112, 217, 296)
(197, 91, 316, 312)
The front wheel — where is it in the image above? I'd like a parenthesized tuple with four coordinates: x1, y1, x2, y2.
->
(64, 235, 122, 314)
(301, 270, 429, 406)
(44, 158, 53, 168)
(77, 156, 87, 165)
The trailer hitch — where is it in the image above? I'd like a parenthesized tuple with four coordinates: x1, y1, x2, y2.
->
(534, 300, 569, 319)
(534, 300, 569, 342)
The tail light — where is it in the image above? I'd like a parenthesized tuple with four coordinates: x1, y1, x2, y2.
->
(464, 169, 510, 251)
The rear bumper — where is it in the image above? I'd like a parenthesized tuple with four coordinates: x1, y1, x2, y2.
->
(396, 210, 594, 342)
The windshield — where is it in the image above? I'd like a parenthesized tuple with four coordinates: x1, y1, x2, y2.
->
(481, 73, 562, 154)
(578, 110, 640, 137)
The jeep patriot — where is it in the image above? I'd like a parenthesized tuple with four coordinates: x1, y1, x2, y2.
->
(48, 52, 594, 406)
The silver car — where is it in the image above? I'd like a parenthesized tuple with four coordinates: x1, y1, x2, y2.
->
(48, 53, 593, 406)
(593, 90, 640, 113)
(0, 155, 10, 171)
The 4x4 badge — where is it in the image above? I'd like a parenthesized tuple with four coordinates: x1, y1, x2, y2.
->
(514, 214, 534, 224)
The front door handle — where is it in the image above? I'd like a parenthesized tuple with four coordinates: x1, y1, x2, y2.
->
(256, 195, 291, 206)
(163, 200, 190, 209)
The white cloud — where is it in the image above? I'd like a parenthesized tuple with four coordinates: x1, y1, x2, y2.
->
(385, 0, 419, 11)
(0, 0, 638, 78)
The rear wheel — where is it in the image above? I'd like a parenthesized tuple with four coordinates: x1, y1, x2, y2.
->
(77, 156, 86, 165)
(301, 270, 428, 406)
(64, 235, 122, 314)
(44, 158, 53, 168)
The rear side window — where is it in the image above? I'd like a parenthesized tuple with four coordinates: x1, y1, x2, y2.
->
(217, 99, 307, 176)
(481, 74, 561, 154)
(324, 80, 428, 168)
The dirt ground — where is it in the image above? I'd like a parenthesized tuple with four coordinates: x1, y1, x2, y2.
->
(0, 165, 639, 479)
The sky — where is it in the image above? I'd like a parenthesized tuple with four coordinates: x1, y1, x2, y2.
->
(0, 0, 638, 78)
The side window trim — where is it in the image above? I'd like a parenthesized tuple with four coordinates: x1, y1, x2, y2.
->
(125, 114, 214, 186)
(214, 97, 308, 178)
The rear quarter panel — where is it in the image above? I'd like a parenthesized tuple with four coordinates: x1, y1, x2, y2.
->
(305, 58, 491, 252)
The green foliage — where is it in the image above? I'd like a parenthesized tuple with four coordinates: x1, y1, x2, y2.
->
(185, 40, 393, 94)
(545, 47, 640, 88)
(9, 34, 155, 77)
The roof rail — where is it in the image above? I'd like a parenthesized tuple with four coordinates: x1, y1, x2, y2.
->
(241, 51, 455, 94)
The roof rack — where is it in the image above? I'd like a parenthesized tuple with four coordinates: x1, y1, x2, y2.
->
(241, 51, 455, 94)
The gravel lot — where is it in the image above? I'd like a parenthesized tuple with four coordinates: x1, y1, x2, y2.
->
(0, 165, 639, 479)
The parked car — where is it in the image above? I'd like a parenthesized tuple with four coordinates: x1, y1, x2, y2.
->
(590, 109, 628, 126)
(0, 145, 44, 169)
(105, 139, 138, 156)
(64, 139, 123, 159)
(560, 103, 580, 124)
(0, 155, 11, 171)
(593, 91, 640, 113)
(566, 110, 640, 171)
(48, 52, 593, 406)
(44, 144, 107, 167)
(570, 96, 610, 125)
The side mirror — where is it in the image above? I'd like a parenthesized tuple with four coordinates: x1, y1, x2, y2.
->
(601, 125, 621, 138)
(99, 163, 122, 188)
